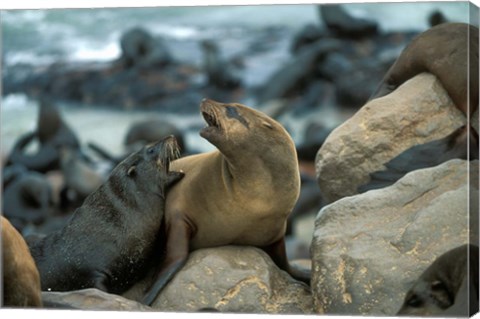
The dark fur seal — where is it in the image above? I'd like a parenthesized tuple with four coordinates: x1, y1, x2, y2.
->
(28, 136, 183, 294)
(361, 23, 479, 192)
(371, 23, 478, 117)
(3, 170, 54, 232)
(397, 244, 479, 316)
(2, 216, 43, 307)
(8, 98, 81, 173)
(142, 99, 307, 305)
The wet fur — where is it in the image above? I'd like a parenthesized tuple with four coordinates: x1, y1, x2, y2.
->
(27, 137, 183, 294)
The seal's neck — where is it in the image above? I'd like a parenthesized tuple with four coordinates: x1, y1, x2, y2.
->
(220, 144, 299, 193)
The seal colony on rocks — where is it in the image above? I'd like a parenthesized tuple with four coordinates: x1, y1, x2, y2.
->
(142, 98, 307, 305)
(27, 136, 184, 294)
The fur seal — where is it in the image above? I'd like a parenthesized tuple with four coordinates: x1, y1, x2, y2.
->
(3, 170, 54, 232)
(362, 23, 479, 192)
(319, 4, 378, 38)
(2, 164, 28, 189)
(118, 27, 172, 69)
(8, 98, 81, 173)
(142, 99, 307, 305)
(28, 136, 184, 294)
(2, 216, 43, 307)
(397, 244, 479, 316)
(371, 23, 479, 117)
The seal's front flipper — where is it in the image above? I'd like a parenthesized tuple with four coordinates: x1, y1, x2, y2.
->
(262, 237, 311, 285)
(92, 270, 110, 292)
(142, 216, 192, 306)
(166, 171, 185, 188)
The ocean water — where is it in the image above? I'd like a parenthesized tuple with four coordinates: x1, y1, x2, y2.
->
(0, 2, 475, 157)
(1, 3, 473, 66)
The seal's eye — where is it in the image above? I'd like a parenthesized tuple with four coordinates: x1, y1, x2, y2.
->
(431, 280, 446, 291)
(147, 147, 155, 155)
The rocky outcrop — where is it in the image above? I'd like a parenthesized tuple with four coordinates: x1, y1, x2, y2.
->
(315, 73, 469, 204)
(311, 159, 478, 315)
(123, 246, 313, 314)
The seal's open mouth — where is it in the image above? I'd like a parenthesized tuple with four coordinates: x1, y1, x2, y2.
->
(202, 110, 220, 128)
(200, 99, 224, 143)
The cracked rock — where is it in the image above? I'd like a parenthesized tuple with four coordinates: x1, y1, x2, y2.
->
(311, 159, 478, 315)
(123, 246, 313, 314)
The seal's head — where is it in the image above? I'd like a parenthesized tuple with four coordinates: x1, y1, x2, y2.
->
(117, 135, 184, 198)
(397, 278, 454, 316)
(397, 244, 478, 316)
(199, 98, 295, 160)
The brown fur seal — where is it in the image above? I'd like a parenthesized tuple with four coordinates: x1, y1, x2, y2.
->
(2, 216, 43, 307)
(397, 244, 479, 316)
(371, 23, 479, 117)
(28, 136, 184, 294)
(362, 23, 479, 192)
(8, 98, 81, 173)
(142, 99, 307, 305)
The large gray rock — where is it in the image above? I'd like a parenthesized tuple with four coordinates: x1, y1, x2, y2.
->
(42, 288, 152, 311)
(311, 159, 478, 315)
(123, 246, 313, 314)
(315, 73, 468, 204)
